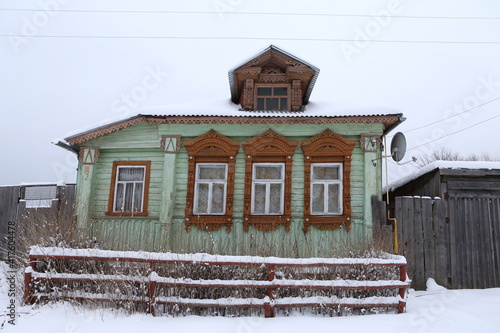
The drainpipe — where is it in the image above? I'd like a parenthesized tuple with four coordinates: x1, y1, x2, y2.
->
(384, 135, 399, 255)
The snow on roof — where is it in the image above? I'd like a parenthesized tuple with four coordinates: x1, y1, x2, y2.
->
(63, 98, 404, 144)
(386, 160, 500, 192)
(138, 98, 404, 118)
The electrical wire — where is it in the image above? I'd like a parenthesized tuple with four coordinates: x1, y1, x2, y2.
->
(403, 96, 500, 134)
(1, 8, 500, 20)
(407, 112, 500, 152)
(2, 34, 500, 44)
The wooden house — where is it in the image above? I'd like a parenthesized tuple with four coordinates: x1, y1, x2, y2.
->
(386, 161, 500, 289)
(60, 45, 404, 257)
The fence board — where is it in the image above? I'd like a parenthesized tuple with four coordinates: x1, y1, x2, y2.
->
(412, 197, 425, 291)
(433, 199, 448, 287)
(421, 198, 435, 283)
(492, 199, 500, 286)
(0, 186, 19, 260)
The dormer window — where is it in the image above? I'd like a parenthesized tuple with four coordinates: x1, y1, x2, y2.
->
(229, 45, 319, 112)
(256, 86, 289, 111)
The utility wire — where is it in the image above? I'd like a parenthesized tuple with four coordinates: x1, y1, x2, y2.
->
(2, 34, 500, 44)
(1, 8, 500, 20)
(407, 112, 500, 152)
(403, 96, 500, 134)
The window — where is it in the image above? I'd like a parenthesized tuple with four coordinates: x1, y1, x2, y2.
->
(194, 163, 228, 215)
(22, 185, 57, 208)
(256, 86, 288, 111)
(310, 163, 342, 215)
(302, 130, 356, 232)
(242, 130, 299, 232)
(251, 163, 284, 215)
(107, 161, 151, 216)
(184, 130, 240, 232)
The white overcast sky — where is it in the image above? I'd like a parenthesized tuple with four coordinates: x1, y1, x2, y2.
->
(1, 0, 500, 185)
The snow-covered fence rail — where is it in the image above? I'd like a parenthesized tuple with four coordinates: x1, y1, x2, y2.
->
(24, 247, 410, 317)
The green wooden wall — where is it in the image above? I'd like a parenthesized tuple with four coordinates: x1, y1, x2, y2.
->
(78, 120, 383, 257)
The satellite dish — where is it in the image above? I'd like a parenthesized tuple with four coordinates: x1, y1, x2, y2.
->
(391, 132, 406, 162)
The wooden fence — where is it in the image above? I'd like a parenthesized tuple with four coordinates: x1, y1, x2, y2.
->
(395, 196, 500, 290)
(24, 247, 410, 317)
(0, 184, 75, 260)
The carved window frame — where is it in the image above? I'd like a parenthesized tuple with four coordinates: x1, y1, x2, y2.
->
(301, 130, 356, 232)
(184, 130, 240, 232)
(106, 161, 151, 217)
(242, 130, 299, 232)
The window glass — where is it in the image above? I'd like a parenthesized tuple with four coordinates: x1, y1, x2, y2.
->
(279, 98, 288, 111)
(256, 98, 265, 110)
(312, 183, 325, 213)
(257, 87, 272, 95)
(252, 163, 284, 215)
(211, 183, 225, 214)
(255, 165, 283, 180)
(274, 87, 288, 96)
(311, 163, 342, 215)
(113, 166, 146, 213)
(198, 165, 226, 180)
(269, 183, 283, 214)
(328, 184, 341, 214)
(114, 183, 124, 212)
(194, 164, 227, 215)
(312, 165, 339, 180)
(253, 184, 266, 214)
(196, 183, 209, 214)
(118, 167, 144, 181)
(255, 86, 289, 111)
(267, 98, 279, 110)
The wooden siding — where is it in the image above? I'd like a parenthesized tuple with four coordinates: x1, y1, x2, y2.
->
(81, 121, 385, 256)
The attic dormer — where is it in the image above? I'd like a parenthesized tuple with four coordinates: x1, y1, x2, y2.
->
(229, 45, 320, 111)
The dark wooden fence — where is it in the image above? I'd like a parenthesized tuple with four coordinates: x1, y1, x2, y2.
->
(395, 196, 500, 290)
(0, 184, 75, 260)
(25, 247, 410, 316)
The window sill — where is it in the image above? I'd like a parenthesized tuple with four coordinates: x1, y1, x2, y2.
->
(303, 216, 351, 232)
(184, 215, 233, 232)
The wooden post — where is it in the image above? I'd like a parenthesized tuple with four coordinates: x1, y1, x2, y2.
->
(148, 272, 157, 316)
(265, 264, 275, 318)
(23, 269, 32, 305)
(397, 264, 407, 314)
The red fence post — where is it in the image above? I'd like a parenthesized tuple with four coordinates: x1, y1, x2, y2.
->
(398, 264, 407, 314)
(148, 268, 158, 316)
(23, 269, 32, 305)
(264, 264, 275, 318)
(23, 255, 36, 305)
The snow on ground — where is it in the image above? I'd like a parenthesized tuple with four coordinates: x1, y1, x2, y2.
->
(1, 263, 500, 333)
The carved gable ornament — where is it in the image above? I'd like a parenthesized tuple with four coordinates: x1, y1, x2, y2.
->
(229, 45, 320, 111)
(79, 147, 100, 165)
